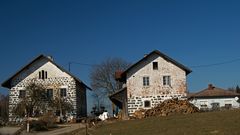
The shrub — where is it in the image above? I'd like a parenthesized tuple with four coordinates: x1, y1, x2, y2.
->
(30, 120, 48, 131)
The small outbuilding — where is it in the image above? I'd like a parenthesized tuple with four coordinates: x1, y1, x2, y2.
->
(188, 84, 240, 110)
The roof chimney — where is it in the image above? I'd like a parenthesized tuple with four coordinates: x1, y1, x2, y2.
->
(144, 54, 148, 57)
(47, 56, 54, 61)
(115, 70, 123, 80)
(208, 84, 214, 90)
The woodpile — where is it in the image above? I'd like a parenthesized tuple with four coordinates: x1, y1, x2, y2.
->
(133, 99, 199, 119)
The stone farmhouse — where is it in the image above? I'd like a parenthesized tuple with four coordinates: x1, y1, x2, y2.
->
(1, 55, 91, 121)
(188, 84, 240, 110)
(110, 50, 192, 118)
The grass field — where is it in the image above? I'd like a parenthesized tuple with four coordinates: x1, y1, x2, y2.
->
(75, 109, 240, 135)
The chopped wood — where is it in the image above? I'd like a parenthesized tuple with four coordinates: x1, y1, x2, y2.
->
(133, 99, 199, 119)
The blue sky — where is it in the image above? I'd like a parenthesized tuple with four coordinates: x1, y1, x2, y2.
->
(1, 0, 240, 97)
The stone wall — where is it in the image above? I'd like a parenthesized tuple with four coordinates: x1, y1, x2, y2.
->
(128, 94, 186, 115)
(7, 57, 84, 121)
(126, 53, 188, 115)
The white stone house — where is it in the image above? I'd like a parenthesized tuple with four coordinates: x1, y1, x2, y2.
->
(1, 55, 91, 121)
(110, 50, 192, 118)
(188, 84, 240, 110)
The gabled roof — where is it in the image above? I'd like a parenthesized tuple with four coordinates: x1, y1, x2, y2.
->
(122, 50, 192, 77)
(1, 54, 92, 90)
(189, 84, 240, 98)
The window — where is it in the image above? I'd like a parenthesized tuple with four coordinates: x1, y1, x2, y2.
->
(46, 89, 53, 98)
(19, 90, 26, 98)
(163, 76, 171, 86)
(39, 70, 48, 79)
(200, 101, 208, 108)
(153, 62, 158, 70)
(211, 102, 220, 110)
(143, 77, 150, 86)
(144, 100, 151, 108)
(224, 100, 232, 109)
(60, 88, 67, 97)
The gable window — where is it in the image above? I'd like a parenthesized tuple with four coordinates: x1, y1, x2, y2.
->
(39, 70, 48, 79)
(19, 90, 26, 98)
(143, 77, 150, 86)
(153, 62, 158, 70)
(163, 76, 171, 86)
(60, 88, 67, 97)
(144, 100, 151, 108)
(46, 89, 53, 99)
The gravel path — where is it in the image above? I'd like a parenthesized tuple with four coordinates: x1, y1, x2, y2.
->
(0, 126, 21, 135)
(20, 123, 85, 135)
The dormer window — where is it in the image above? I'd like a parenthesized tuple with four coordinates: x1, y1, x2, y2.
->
(39, 70, 47, 79)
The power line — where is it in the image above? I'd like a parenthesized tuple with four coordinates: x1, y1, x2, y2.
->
(66, 57, 240, 71)
(68, 61, 98, 71)
(190, 58, 240, 68)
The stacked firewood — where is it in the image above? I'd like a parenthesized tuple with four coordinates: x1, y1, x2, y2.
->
(133, 99, 199, 119)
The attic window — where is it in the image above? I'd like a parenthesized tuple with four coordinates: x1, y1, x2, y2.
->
(153, 62, 158, 70)
(39, 70, 48, 79)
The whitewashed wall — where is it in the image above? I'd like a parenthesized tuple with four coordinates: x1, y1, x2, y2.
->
(190, 97, 240, 109)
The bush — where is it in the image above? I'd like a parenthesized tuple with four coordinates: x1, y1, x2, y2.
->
(39, 112, 58, 128)
(30, 120, 48, 131)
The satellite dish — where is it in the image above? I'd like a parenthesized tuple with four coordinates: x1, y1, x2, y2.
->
(235, 97, 239, 101)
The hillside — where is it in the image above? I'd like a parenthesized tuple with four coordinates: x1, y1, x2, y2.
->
(80, 110, 240, 135)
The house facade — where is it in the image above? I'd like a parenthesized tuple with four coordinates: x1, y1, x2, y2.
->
(1, 55, 91, 121)
(110, 50, 191, 118)
(188, 84, 240, 110)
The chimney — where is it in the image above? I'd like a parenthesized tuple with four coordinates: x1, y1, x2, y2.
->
(208, 84, 214, 90)
(47, 56, 54, 61)
(144, 54, 148, 57)
(115, 70, 123, 81)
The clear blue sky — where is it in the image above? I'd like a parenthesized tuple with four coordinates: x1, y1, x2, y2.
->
(1, 0, 240, 96)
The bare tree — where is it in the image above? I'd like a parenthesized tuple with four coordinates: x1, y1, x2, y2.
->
(90, 57, 131, 115)
(48, 90, 73, 122)
(0, 94, 9, 123)
(90, 57, 131, 94)
(13, 82, 47, 117)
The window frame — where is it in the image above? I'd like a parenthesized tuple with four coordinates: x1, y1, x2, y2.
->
(144, 100, 151, 108)
(19, 90, 26, 98)
(60, 88, 67, 97)
(143, 76, 150, 86)
(163, 76, 171, 86)
(46, 89, 53, 99)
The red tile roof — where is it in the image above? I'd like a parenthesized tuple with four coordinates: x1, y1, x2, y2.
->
(189, 84, 240, 98)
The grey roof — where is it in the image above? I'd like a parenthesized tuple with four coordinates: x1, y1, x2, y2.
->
(1, 54, 92, 90)
(122, 50, 192, 77)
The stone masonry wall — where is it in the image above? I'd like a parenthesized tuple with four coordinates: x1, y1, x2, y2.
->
(8, 58, 79, 121)
(126, 53, 188, 115)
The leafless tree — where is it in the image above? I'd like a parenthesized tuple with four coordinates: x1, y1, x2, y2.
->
(13, 82, 47, 117)
(0, 94, 9, 122)
(90, 57, 131, 94)
(90, 57, 131, 114)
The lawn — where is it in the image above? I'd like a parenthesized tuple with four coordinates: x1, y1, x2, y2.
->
(75, 109, 240, 135)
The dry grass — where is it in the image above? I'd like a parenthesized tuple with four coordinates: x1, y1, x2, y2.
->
(74, 109, 240, 135)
